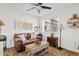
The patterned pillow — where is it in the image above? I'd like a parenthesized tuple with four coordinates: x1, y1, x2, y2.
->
(20, 34, 26, 42)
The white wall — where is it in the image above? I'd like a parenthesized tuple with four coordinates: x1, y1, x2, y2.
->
(51, 4, 79, 52)
(0, 4, 39, 48)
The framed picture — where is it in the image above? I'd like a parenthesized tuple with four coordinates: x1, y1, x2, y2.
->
(14, 21, 33, 30)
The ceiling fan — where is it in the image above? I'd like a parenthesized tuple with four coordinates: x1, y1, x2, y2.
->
(27, 3, 52, 13)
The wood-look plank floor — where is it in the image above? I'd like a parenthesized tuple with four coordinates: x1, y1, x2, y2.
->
(4, 46, 78, 56)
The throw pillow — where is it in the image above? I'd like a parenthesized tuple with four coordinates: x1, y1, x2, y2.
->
(20, 34, 26, 42)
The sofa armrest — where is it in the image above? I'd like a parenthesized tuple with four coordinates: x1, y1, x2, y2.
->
(15, 40, 25, 52)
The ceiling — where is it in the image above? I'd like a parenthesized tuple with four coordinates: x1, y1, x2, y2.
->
(0, 3, 79, 18)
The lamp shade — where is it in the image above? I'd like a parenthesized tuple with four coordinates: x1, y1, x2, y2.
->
(0, 20, 5, 26)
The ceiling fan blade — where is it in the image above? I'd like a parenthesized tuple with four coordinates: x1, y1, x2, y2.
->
(27, 7, 35, 11)
(41, 6, 52, 9)
(31, 3, 43, 6)
(38, 3, 43, 5)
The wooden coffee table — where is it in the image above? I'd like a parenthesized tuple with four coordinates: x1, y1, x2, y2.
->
(25, 41, 49, 56)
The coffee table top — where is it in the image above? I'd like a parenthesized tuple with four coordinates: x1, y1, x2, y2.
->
(25, 41, 49, 50)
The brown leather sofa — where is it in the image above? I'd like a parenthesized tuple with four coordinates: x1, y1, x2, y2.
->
(14, 33, 34, 52)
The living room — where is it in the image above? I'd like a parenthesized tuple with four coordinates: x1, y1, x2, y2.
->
(0, 3, 79, 56)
